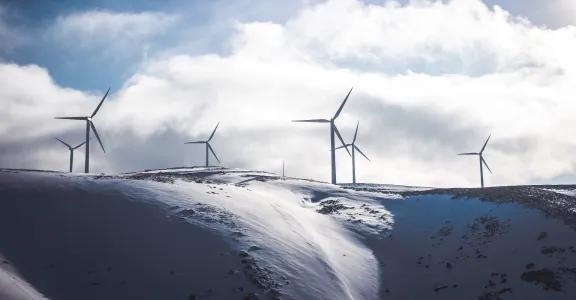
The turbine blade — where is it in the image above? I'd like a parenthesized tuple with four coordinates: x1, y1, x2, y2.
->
(292, 119, 330, 123)
(458, 152, 479, 155)
(54, 117, 87, 120)
(208, 122, 220, 141)
(333, 87, 353, 119)
(355, 145, 370, 161)
(73, 141, 86, 149)
(334, 144, 352, 150)
(91, 88, 110, 118)
(89, 121, 106, 153)
(334, 125, 351, 156)
(482, 156, 493, 174)
(480, 134, 491, 153)
(352, 121, 359, 143)
(208, 143, 220, 163)
(55, 138, 71, 148)
(184, 141, 206, 144)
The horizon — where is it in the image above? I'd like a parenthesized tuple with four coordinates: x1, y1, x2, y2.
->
(2, 0, 576, 187)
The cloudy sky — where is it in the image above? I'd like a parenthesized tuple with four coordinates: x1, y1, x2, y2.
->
(2, 0, 576, 187)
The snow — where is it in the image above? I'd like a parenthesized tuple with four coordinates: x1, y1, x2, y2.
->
(0, 256, 47, 300)
(112, 168, 392, 299)
(0, 170, 277, 299)
(543, 188, 576, 197)
(3, 168, 576, 299)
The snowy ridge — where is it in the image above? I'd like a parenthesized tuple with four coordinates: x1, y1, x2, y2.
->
(109, 167, 394, 299)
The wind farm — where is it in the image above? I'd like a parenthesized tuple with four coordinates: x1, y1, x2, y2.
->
(4, 1, 576, 299)
(4, 82, 576, 300)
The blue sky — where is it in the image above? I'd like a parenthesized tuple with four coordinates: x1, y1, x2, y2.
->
(3, 0, 576, 187)
(1, 0, 568, 91)
(0, 0, 309, 90)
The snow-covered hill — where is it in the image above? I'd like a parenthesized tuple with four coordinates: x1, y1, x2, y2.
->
(1, 168, 576, 299)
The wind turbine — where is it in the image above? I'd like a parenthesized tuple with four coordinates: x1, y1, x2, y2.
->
(55, 138, 85, 173)
(336, 121, 370, 184)
(293, 88, 353, 184)
(458, 135, 492, 188)
(185, 122, 221, 167)
(55, 88, 109, 173)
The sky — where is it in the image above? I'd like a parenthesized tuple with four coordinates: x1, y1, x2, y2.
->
(2, 0, 576, 187)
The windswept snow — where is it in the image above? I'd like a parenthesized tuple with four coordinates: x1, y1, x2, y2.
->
(112, 167, 392, 299)
(0, 168, 396, 299)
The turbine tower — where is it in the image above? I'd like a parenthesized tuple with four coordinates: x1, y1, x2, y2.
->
(55, 88, 109, 173)
(55, 138, 85, 173)
(336, 121, 370, 184)
(185, 122, 221, 167)
(293, 88, 353, 184)
(458, 135, 492, 188)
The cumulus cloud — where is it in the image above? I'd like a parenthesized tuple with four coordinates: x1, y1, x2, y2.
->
(49, 10, 177, 49)
(4, 0, 576, 187)
(0, 63, 106, 171)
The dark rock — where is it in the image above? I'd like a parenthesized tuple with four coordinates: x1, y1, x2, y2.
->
(541, 246, 565, 255)
(521, 268, 563, 291)
(317, 200, 352, 214)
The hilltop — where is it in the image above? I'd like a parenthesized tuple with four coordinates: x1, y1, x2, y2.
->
(1, 168, 576, 299)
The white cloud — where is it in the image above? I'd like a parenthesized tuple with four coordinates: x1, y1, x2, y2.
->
(50, 10, 177, 48)
(0, 63, 108, 171)
(4, 0, 576, 187)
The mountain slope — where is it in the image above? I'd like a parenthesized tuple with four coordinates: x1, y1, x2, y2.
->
(2, 168, 576, 299)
